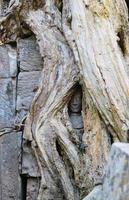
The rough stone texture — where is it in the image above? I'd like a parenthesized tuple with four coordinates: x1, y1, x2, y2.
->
(83, 186, 103, 200)
(1, 0, 129, 200)
(0, 45, 17, 78)
(17, 71, 41, 112)
(7, 44, 17, 78)
(0, 45, 17, 129)
(0, 46, 10, 78)
(0, 45, 16, 128)
(0, 43, 20, 200)
(17, 37, 43, 199)
(0, 132, 21, 200)
(0, 35, 43, 199)
(103, 143, 129, 200)
(26, 178, 40, 200)
(22, 139, 40, 177)
(83, 143, 129, 200)
(16, 37, 43, 123)
(18, 37, 43, 72)
(0, 78, 16, 128)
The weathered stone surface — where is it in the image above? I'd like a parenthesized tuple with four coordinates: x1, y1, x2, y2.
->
(0, 132, 22, 200)
(1, 0, 129, 200)
(83, 143, 129, 200)
(26, 178, 40, 200)
(22, 139, 40, 177)
(0, 46, 10, 78)
(0, 45, 17, 78)
(7, 44, 17, 78)
(17, 71, 41, 112)
(103, 143, 129, 200)
(83, 186, 103, 200)
(18, 37, 43, 72)
(0, 78, 16, 128)
(0, 44, 17, 128)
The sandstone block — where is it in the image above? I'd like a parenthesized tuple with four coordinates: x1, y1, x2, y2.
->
(0, 132, 22, 200)
(0, 45, 17, 78)
(0, 78, 16, 128)
(17, 71, 41, 112)
(18, 37, 43, 72)
(103, 143, 129, 200)
(82, 186, 103, 200)
(21, 139, 40, 177)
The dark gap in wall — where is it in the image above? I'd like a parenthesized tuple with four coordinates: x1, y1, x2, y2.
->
(21, 174, 27, 200)
(127, 129, 129, 142)
(125, 0, 129, 13)
(117, 31, 125, 55)
(109, 131, 114, 144)
(20, 22, 34, 39)
(56, 139, 63, 158)
(8, 41, 17, 48)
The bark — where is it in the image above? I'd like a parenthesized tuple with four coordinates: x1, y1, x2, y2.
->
(0, 0, 129, 199)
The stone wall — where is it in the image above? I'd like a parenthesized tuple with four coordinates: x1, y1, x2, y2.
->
(0, 36, 43, 200)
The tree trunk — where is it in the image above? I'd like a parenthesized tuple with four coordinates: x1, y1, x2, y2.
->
(0, 0, 129, 199)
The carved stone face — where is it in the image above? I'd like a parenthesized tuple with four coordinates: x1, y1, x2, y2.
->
(69, 90, 82, 113)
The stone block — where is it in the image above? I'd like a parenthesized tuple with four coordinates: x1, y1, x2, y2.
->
(22, 139, 40, 177)
(82, 186, 103, 200)
(103, 143, 129, 200)
(0, 46, 10, 78)
(0, 45, 17, 78)
(7, 44, 17, 78)
(0, 132, 22, 200)
(0, 78, 16, 128)
(26, 178, 40, 200)
(18, 37, 43, 72)
(17, 71, 41, 112)
(17, 71, 41, 115)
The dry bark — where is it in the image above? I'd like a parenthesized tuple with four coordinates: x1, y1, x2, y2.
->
(1, 0, 129, 199)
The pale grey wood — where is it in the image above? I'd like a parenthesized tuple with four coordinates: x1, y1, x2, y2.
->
(0, 0, 129, 200)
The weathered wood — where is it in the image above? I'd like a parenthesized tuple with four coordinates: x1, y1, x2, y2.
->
(0, 0, 129, 199)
